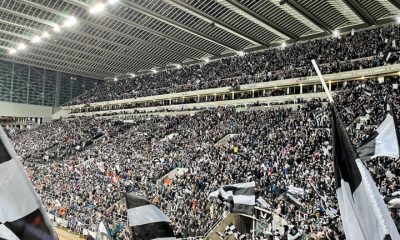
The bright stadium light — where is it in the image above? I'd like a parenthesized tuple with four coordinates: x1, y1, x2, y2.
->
(152, 69, 157, 73)
(108, 0, 119, 5)
(333, 30, 340, 38)
(129, 73, 136, 78)
(113, 77, 118, 81)
(53, 24, 61, 32)
(237, 50, 245, 57)
(176, 64, 182, 69)
(89, 2, 106, 14)
(396, 16, 400, 24)
(17, 43, 26, 50)
(9, 48, 17, 54)
(31, 36, 42, 43)
(204, 58, 210, 63)
(42, 31, 50, 39)
(281, 42, 287, 48)
(63, 16, 77, 27)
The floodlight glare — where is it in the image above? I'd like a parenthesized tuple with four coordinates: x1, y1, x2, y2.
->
(108, 0, 119, 5)
(42, 31, 50, 38)
(53, 24, 61, 32)
(89, 3, 106, 14)
(31, 36, 42, 43)
(17, 43, 26, 50)
(9, 48, 17, 54)
(237, 50, 245, 57)
(63, 16, 77, 27)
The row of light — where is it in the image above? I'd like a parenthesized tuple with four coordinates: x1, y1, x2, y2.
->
(8, 16, 78, 55)
(8, 0, 119, 55)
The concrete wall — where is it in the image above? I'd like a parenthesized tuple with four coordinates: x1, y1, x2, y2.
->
(67, 92, 327, 117)
(0, 101, 53, 119)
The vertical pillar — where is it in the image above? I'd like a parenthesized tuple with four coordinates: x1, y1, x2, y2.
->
(10, 62, 14, 102)
(42, 69, 46, 106)
(26, 66, 30, 104)
(232, 92, 235, 100)
(328, 81, 332, 91)
(287, 87, 290, 95)
(54, 71, 61, 107)
(314, 84, 317, 93)
(69, 75, 73, 100)
(300, 84, 303, 94)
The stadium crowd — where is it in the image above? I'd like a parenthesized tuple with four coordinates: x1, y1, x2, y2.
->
(8, 78, 400, 239)
(66, 24, 400, 105)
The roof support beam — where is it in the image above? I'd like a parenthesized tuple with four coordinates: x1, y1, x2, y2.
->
(0, 36, 135, 73)
(284, 0, 332, 33)
(120, 0, 238, 51)
(0, 22, 154, 71)
(341, 0, 377, 26)
(0, 55, 104, 79)
(218, 0, 297, 40)
(0, 19, 157, 70)
(14, 0, 194, 62)
(387, 0, 400, 10)
(168, 0, 267, 46)
(5, 51, 115, 77)
(64, 0, 221, 56)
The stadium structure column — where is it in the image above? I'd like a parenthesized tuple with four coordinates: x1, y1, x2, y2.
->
(54, 71, 61, 107)
(10, 62, 14, 102)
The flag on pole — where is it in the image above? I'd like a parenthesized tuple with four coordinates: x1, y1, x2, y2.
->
(331, 106, 400, 240)
(125, 193, 175, 240)
(96, 220, 111, 240)
(209, 182, 255, 216)
(357, 103, 400, 161)
(0, 126, 57, 240)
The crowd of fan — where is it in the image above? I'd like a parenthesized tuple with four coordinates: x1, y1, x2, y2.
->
(8, 79, 400, 239)
(66, 24, 400, 105)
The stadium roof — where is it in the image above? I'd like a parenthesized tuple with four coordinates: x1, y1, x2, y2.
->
(0, 0, 399, 80)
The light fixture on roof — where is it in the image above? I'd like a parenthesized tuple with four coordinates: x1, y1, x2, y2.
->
(176, 64, 182, 69)
(152, 69, 157, 73)
(89, 2, 106, 14)
(129, 73, 136, 78)
(396, 16, 400, 24)
(333, 29, 340, 38)
(237, 50, 245, 57)
(42, 31, 50, 39)
(63, 16, 77, 27)
(8, 48, 17, 55)
(53, 24, 61, 32)
(31, 36, 42, 44)
(204, 58, 210, 63)
(113, 77, 118, 81)
(17, 43, 26, 50)
(281, 42, 287, 48)
(107, 0, 119, 5)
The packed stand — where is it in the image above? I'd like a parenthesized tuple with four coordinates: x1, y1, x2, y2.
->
(12, 79, 400, 239)
(66, 24, 400, 105)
